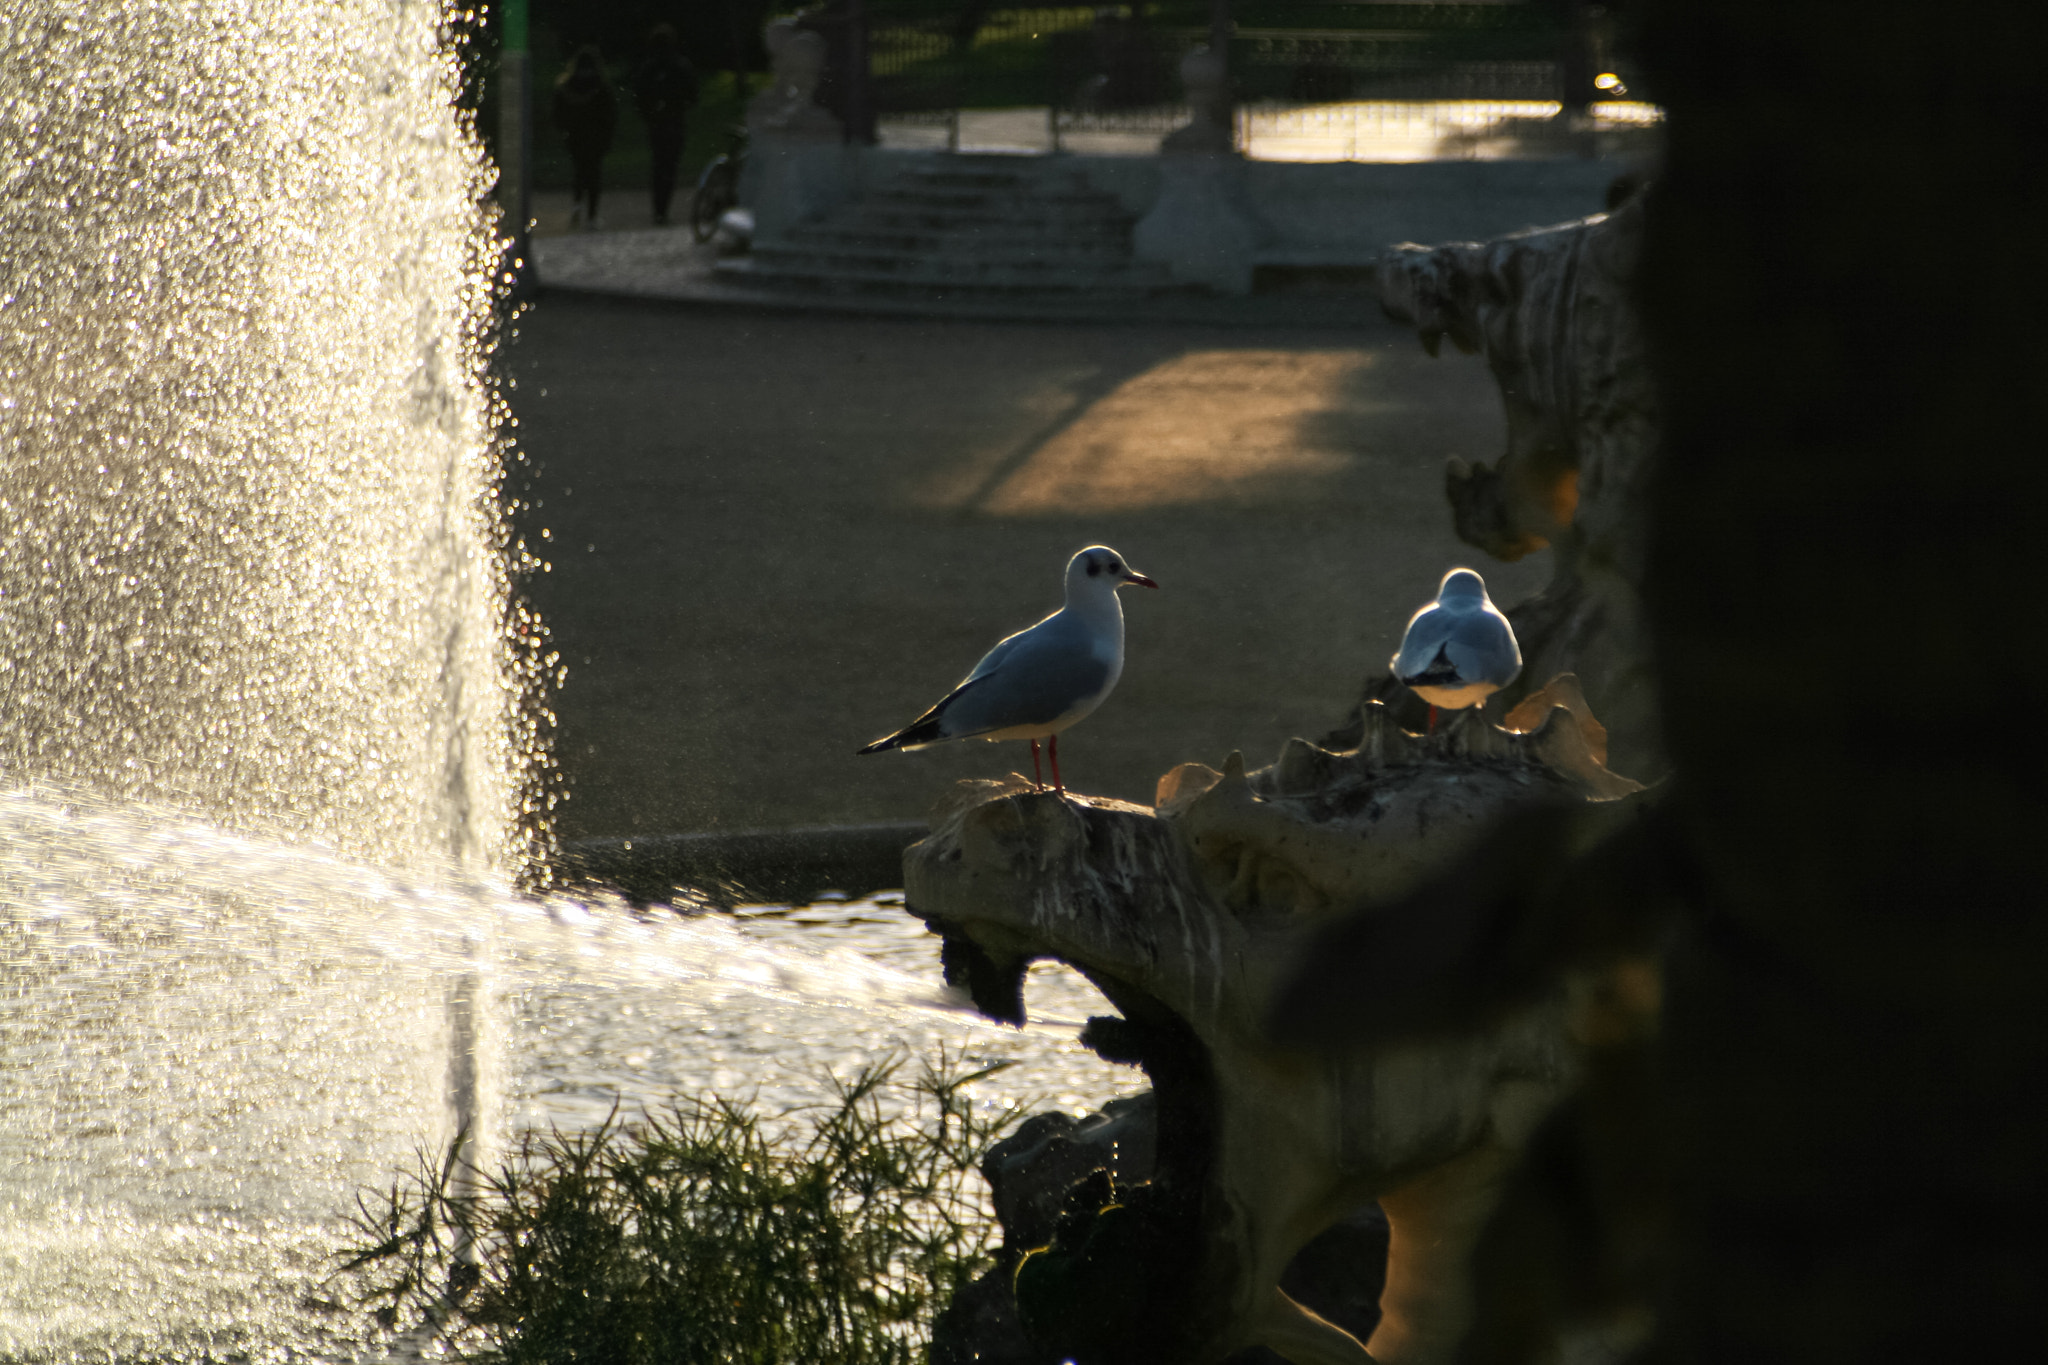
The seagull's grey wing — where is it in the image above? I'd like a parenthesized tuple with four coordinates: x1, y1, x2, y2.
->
(1391, 608, 1456, 680)
(860, 667, 1022, 752)
(1443, 612, 1522, 687)
(934, 623, 1112, 738)
(959, 621, 1036, 686)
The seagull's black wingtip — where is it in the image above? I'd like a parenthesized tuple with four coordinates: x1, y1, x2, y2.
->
(859, 714, 946, 755)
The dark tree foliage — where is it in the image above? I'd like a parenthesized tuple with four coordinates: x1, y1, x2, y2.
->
(457, 1, 771, 78)
(537, 0, 771, 72)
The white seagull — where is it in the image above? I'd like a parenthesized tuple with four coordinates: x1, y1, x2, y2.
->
(1390, 567, 1522, 731)
(858, 546, 1158, 794)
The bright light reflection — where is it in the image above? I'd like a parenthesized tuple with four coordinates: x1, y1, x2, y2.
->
(966, 350, 1373, 515)
(1241, 98, 1664, 163)
(0, 785, 1143, 1354)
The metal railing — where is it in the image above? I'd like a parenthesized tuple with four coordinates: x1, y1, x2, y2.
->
(844, 5, 1634, 159)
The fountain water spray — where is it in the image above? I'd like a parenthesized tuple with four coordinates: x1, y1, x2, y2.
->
(0, 0, 544, 874)
(0, 7, 1137, 1357)
(0, 0, 537, 1353)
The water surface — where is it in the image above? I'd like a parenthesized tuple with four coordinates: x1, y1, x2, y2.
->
(0, 788, 1138, 1359)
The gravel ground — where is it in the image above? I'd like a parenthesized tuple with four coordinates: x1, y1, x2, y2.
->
(505, 295, 1551, 837)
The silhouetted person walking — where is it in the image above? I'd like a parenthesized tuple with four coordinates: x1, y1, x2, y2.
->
(553, 46, 616, 229)
(631, 24, 699, 227)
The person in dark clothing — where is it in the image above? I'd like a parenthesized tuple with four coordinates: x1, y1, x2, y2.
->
(631, 24, 700, 227)
(552, 45, 616, 228)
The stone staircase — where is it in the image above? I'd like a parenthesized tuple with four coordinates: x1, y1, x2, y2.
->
(716, 155, 1172, 299)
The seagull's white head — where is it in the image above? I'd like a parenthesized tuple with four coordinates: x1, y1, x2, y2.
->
(1436, 568, 1490, 610)
(1067, 545, 1159, 597)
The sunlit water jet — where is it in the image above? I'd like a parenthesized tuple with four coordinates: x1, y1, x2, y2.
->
(0, 1, 1139, 1355)
(0, 0, 531, 872)
(0, 788, 1134, 1358)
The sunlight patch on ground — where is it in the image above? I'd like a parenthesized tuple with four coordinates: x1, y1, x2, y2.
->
(969, 349, 1376, 515)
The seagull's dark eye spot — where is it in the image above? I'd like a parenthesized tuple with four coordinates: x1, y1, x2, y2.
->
(1108, 560, 1121, 574)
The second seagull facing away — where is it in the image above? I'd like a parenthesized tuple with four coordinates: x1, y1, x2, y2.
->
(1390, 567, 1522, 731)
(858, 546, 1158, 794)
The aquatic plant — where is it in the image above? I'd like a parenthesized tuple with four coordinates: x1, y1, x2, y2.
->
(341, 1053, 1020, 1363)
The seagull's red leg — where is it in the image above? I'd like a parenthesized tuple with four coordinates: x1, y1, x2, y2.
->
(1050, 734, 1065, 795)
(1428, 704, 1439, 735)
(1029, 739, 1044, 791)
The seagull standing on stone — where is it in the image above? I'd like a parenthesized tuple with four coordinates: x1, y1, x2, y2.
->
(858, 546, 1158, 795)
(1390, 567, 1521, 732)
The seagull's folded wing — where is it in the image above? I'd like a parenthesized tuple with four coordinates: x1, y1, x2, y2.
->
(937, 643, 1112, 739)
(1445, 618, 1522, 688)
(1392, 611, 1454, 679)
(959, 609, 1061, 687)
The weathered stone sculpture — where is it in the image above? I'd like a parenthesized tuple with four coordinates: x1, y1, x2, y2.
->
(907, 683, 1642, 1364)
(1161, 46, 1235, 155)
(932, 1096, 1162, 1365)
(1248, 95, 2048, 1358)
(1365, 197, 1661, 777)
(1279, 6, 2048, 1356)
(744, 20, 839, 137)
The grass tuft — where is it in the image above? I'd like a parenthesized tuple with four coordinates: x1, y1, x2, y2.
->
(339, 1051, 1023, 1363)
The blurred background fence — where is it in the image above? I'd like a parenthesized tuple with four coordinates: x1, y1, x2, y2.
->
(843, 1, 1641, 150)
(465, 1, 1647, 194)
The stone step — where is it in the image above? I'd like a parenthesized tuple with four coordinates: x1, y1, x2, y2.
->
(843, 205, 1134, 234)
(749, 242, 1156, 285)
(879, 167, 1054, 189)
(876, 168, 1098, 194)
(782, 224, 1134, 257)
(717, 255, 1169, 297)
(864, 187, 1122, 212)
(723, 155, 1157, 302)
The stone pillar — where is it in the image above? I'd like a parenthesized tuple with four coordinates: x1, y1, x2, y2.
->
(739, 21, 852, 242)
(1133, 47, 1264, 295)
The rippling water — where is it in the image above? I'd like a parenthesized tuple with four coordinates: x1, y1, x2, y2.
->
(0, 787, 1140, 1358)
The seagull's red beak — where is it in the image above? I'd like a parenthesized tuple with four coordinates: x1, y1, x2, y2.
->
(1123, 570, 1160, 589)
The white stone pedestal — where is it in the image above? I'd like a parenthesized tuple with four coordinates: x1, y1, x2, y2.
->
(1131, 47, 1266, 295)
(741, 131, 854, 242)
(1134, 149, 1263, 295)
(737, 22, 852, 242)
